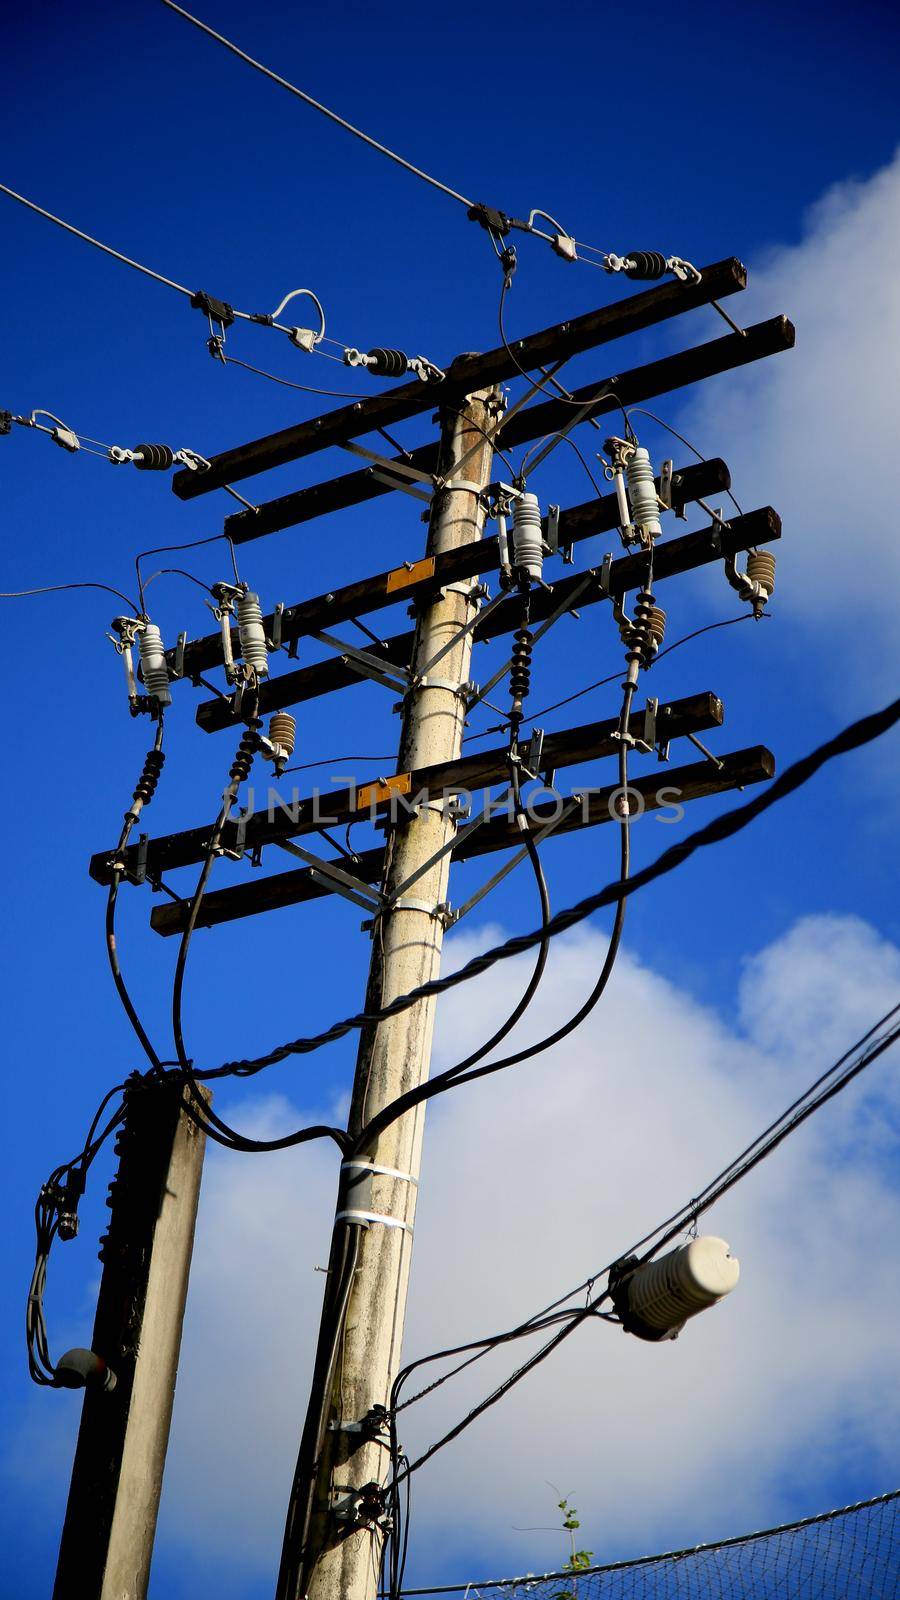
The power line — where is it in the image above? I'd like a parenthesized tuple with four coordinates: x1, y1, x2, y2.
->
(381, 1002, 900, 1505)
(159, 1, 474, 209)
(0, 578, 143, 615)
(0, 180, 193, 296)
(200, 695, 900, 1087)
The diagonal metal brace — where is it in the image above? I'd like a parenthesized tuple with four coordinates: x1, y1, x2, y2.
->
(312, 629, 410, 694)
(449, 796, 583, 926)
(272, 838, 385, 912)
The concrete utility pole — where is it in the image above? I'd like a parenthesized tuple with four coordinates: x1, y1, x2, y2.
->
(277, 390, 500, 1600)
(54, 1079, 208, 1600)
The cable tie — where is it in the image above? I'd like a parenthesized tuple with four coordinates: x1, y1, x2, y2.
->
(335, 1208, 413, 1233)
(341, 1160, 418, 1185)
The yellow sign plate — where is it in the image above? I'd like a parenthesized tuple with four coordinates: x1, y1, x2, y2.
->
(356, 772, 413, 811)
(385, 557, 436, 594)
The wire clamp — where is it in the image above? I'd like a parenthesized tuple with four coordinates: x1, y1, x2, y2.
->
(328, 1405, 390, 1440)
(330, 1483, 391, 1530)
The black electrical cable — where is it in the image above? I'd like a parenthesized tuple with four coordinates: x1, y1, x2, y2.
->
(141, 566, 216, 599)
(497, 277, 631, 431)
(526, 612, 766, 725)
(277, 1223, 363, 1600)
(105, 717, 167, 1073)
(626, 406, 744, 520)
(197, 697, 900, 1086)
(382, 1002, 900, 1499)
(350, 675, 633, 1157)
(170, 729, 347, 1155)
(0, 578, 143, 614)
(222, 352, 370, 400)
(135, 530, 241, 611)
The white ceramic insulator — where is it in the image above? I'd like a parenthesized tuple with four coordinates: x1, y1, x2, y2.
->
(511, 493, 544, 580)
(626, 1236, 739, 1334)
(137, 623, 171, 704)
(236, 591, 269, 678)
(626, 448, 662, 540)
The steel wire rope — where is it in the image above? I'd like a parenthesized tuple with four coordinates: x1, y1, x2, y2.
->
(159, 2, 474, 208)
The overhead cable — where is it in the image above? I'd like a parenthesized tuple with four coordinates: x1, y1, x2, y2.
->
(196, 696, 900, 1085)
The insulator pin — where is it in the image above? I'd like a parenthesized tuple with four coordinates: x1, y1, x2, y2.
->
(132, 443, 175, 471)
(268, 712, 296, 759)
(236, 591, 269, 679)
(511, 493, 544, 581)
(625, 447, 662, 540)
(624, 250, 668, 280)
(137, 623, 172, 706)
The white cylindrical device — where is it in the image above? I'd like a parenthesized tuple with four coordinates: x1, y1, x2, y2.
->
(623, 1236, 739, 1339)
(511, 493, 544, 580)
(137, 622, 172, 706)
(625, 447, 662, 540)
(236, 590, 269, 678)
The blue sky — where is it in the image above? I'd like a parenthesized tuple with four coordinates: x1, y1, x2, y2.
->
(2, 2, 900, 1596)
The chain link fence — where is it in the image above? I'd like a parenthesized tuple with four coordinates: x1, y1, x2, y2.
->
(401, 1491, 900, 1600)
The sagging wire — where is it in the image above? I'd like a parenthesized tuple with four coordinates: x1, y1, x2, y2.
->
(135, 531, 241, 616)
(169, 719, 348, 1157)
(159, 3, 703, 295)
(0, 577, 142, 614)
(378, 998, 900, 1521)
(626, 406, 745, 520)
(0, 185, 440, 384)
(191, 695, 900, 1086)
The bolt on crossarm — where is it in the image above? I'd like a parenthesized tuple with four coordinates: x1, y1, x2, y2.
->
(275, 388, 500, 1600)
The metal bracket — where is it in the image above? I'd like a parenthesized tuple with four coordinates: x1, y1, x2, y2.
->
(272, 837, 384, 913)
(328, 1405, 391, 1441)
(546, 502, 560, 555)
(123, 833, 148, 887)
(268, 601, 285, 652)
(633, 696, 659, 754)
(312, 629, 410, 695)
(172, 631, 187, 680)
(330, 1484, 391, 1530)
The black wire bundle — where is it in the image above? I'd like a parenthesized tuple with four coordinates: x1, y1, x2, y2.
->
(374, 998, 900, 1551)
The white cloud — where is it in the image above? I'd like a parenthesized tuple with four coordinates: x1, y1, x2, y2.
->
(153, 912, 900, 1591)
(677, 149, 900, 702)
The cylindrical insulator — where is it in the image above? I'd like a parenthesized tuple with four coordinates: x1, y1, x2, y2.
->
(646, 605, 666, 649)
(366, 348, 409, 378)
(624, 250, 668, 280)
(132, 443, 175, 471)
(511, 493, 544, 581)
(624, 1237, 740, 1338)
(746, 549, 776, 597)
(236, 591, 269, 679)
(268, 712, 296, 758)
(137, 623, 172, 705)
(133, 748, 166, 806)
(509, 625, 533, 703)
(230, 728, 260, 785)
(625, 447, 662, 540)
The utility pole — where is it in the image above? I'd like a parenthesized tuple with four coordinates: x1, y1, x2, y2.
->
(276, 389, 500, 1600)
(54, 1078, 208, 1600)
